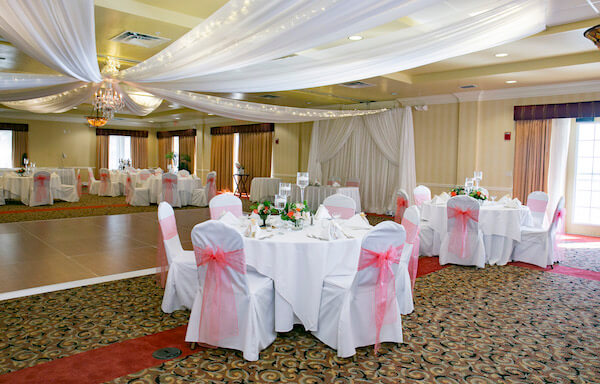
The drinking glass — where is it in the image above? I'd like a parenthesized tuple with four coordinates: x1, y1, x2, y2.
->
(297, 172, 309, 203)
(274, 194, 286, 213)
(279, 182, 291, 203)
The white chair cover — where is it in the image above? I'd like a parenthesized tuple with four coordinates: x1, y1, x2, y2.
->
(191, 171, 217, 207)
(527, 191, 549, 228)
(137, 169, 152, 187)
(126, 172, 150, 206)
(323, 193, 356, 219)
(29, 171, 53, 207)
(87, 167, 100, 195)
(394, 189, 410, 223)
(512, 197, 565, 268)
(312, 221, 406, 357)
(345, 177, 360, 187)
(158, 202, 198, 313)
(439, 196, 485, 268)
(98, 168, 120, 197)
(59, 180, 79, 203)
(418, 222, 441, 256)
(413, 185, 431, 207)
(327, 176, 342, 186)
(76, 169, 82, 197)
(178, 169, 190, 177)
(397, 206, 420, 315)
(209, 193, 243, 219)
(185, 221, 276, 361)
(161, 173, 181, 207)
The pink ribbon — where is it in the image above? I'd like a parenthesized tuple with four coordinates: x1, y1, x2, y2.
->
(34, 174, 50, 203)
(325, 205, 355, 219)
(76, 172, 82, 197)
(346, 181, 360, 187)
(553, 208, 566, 263)
(527, 197, 547, 213)
(156, 215, 178, 287)
(125, 175, 133, 204)
(163, 178, 176, 204)
(395, 197, 408, 223)
(99, 173, 109, 195)
(447, 207, 478, 258)
(210, 204, 243, 219)
(402, 220, 420, 291)
(194, 245, 246, 346)
(206, 177, 217, 202)
(358, 245, 402, 354)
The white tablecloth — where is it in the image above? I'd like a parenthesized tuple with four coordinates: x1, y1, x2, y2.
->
(239, 222, 367, 332)
(148, 175, 202, 206)
(291, 185, 361, 212)
(0, 168, 75, 185)
(249, 177, 281, 202)
(1, 173, 61, 204)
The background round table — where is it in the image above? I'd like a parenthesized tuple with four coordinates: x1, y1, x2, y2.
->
(1, 173, 61, 205)
(249, 177, 281, 202)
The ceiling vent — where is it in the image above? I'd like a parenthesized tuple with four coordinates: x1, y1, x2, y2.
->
(260, 94, 280, 99)
(110, 31, 171, 48)
(459, 84, 477, 89)
(340, 81, 375, 88)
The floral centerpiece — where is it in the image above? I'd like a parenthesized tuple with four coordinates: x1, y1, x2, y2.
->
(250, 200, 278, 227)
(281, 201, 311, 228)
(469, 188, 487, 201)
(16, 168, 26, 175)
(449, 186, 465, 196)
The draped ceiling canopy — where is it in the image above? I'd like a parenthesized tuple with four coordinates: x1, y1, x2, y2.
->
(0, 0, 547, 123)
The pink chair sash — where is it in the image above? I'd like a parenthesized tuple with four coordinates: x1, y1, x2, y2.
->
(395, 196, 408, 223)
(358, 245, 402, 354)
(156, 215, 178, 287)
(139, 173, 150, 182)
(402, 220, 420, 291)
(76, 172, 82, 197)
(163, 178, 177, 204)
(99, 173, 109, 195)
(34, 174, 50, 203)
(210, 204, 243, 219)
(346, 181, 359, 187)
(125, 175, 133, 204)
(194, 245, 246, 346)
(206, 178, 217, 202)
(553, 208, 566, 263)
(528, 197, 548, 213)
(325, 205, 354, 219)
(447, 207, 478, 258)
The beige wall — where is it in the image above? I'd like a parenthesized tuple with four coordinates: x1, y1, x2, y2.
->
(272, 122, 312, 183)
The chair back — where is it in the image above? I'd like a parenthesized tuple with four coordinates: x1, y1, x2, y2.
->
(345, 177, 360, 187)
(401, 206, 420, 246)
(125, 173, 135, 204)
(209, 193, 243, 219)
(549, 196, 566, 263)
(87, 167, 95, 182)
(527, 191, 549, 228)
(178, 169, 190, 177)
(154, 168, 164, 176)
(206, 171, 217, 202)
(32, 171, 52, 205)
(76, 169, 82, 197)
(327, 176, 342, 186)
(413, 185, 431, 207)
(157, 202, 184, 264)
(356, 221, 406, 287)
(323, 193, 356, 219)
(394, 189, 410, 223)
(162, 173, 178, 206)
(138, 169, 152, 185)
(99, 168, 111, 195)
(446, 195, 480, 258)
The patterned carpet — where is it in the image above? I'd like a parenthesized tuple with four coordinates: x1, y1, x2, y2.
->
(1, 263, 599, 383)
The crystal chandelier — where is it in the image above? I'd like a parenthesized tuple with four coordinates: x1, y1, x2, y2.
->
(92, 83, 124, 121)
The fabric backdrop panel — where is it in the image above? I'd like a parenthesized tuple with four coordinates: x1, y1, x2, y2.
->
(239, 131, 273, 187)
(547, 119, 571, 220)
(131, 136, 148, 169)
(513, 120, 552, 203)
(12, 130, 28, 168)
(210, 134, 234, 192)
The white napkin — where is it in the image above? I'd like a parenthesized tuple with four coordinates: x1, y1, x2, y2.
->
(498, 194, 512, 203)
(309, 220, 347, 240)
(219, 211, 242, 228)
(342, 213, 372, 230)
(332, 182, 341, 187)
(314, 205, 332, 220)
(504, 198, 522, 209)
(439, 192, 451, 202)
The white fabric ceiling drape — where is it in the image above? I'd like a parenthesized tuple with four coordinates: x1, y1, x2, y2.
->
(114, 83, 164, 116)
(0, 0, 102, 83)
(0, 73, 80, 90)
(547, 118, 571, 223)
(3, 83, 99, 113)
(308, 107, 416, 213)
(0, 82, 86, 102)
(140, 0, 546, 93)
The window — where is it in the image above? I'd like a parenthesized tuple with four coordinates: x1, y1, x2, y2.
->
(573, 121, 600, 225)
(108, 135, 131, 170)
(0, 130, 12, 168)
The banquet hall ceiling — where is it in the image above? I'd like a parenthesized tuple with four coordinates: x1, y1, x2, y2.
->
(1, 0, 600, 125)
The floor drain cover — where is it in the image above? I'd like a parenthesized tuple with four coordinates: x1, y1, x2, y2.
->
(152, 347, 182, 360)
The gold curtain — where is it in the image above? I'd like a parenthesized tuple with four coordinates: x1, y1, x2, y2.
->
(210, 134, 234, 191)
(131, 136, 148, 169)
(11, 130, 28, 167)
(96, 135, 109, 177)
(179, 135, 197, 175)
(239, 131, 273, 186)
(158, 136, 173, 171)
(513, 120, 552, 203)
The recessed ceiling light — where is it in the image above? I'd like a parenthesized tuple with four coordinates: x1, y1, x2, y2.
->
(72, 107, 77, 109)
(391, 92, 398, 95)
(149, 120, 154, 123)
(174, 117, 181, 120)
(348, 35, 363, 41)
(306, 101, 312, 104)
(168, 104, 178, 108)
(207, 113, 215, 116)
(505, 80, 517, 84)
(495, 53, 508, 57)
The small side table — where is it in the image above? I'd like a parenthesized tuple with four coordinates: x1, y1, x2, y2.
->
(234, 173, 250, 197)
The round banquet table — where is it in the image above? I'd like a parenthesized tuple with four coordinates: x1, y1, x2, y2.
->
(1, 173, 61, 205)
(148, 175, 202, 206)
(233, 221, 368, 332)
(249, 177, 281, 202)
(291, 185, 361, 212)
(421, 201, 533, 265)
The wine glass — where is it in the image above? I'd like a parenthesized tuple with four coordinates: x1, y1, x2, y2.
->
(297, 172, 309, 203)
(279, 182, 291, 203)
(274, 194, 286, 214)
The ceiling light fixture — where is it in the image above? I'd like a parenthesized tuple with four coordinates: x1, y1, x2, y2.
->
(505, 80, 517, 84)
(86, 107, 108, 127)
(348, 35, 363, 41)
(495, 53, 508, 57)
(584, 24, 600, 48)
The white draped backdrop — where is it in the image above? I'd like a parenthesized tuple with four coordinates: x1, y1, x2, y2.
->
(308, 107, 416, 214)
(547, 118, 571, 222)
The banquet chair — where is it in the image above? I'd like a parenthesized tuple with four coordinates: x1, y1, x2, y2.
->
(312, 221, 406, 357)
(185, 221, 276, 361)
(98, 168, 120, 197)
(209, 193, 243, 219)
(76, 169, 82, 197)
(413, 185, 431, 207)
(178, 169, 190, 177)
(29, 171, 54, 207)
(191, 171, 217, 207)
(439, 196, 485, 268)
(0, 183, 5, 205)
(397, 206, 420, 315)
(526, 191, 549, 228)
(419, 222, 441, 256)
(161, 173, 181, 207)
(58, 171, 79, 203)
(158, 202, 198, 312)
(126, 172, 150, 206)
(511, 197, 565, 268)
(327, 176, 342, 186)
(137, 169, 152, 188)
(323, 193, 356, 219)
(154, 168, 164, 176)
(394, 189, 410, 223)
(345, 177, 360, 187)
(87, 167, 100, 195)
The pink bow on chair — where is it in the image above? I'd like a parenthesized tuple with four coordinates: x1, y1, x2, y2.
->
(34, 174, 50, 203)
(156, 215, 178, 287)
(163, 178, 176, 204)
(395, 197, 408, 223)
(403, 220, 420, 291)
(76, 172, 82, 197)
(447, 207, 478, 259)
(358, 245, 402, 354)
(99, 174, 109, 195)
(194, 245, 246, 346)
(125, 175, 133, 204)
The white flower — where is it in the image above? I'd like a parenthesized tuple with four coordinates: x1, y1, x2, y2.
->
(296, 203, 304, 210)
